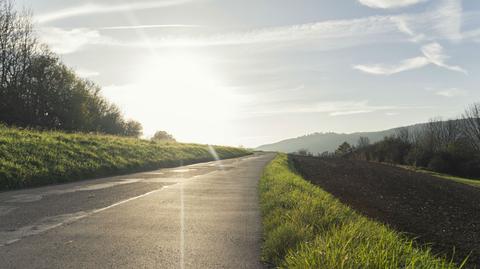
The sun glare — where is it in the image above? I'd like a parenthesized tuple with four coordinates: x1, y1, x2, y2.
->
(115, 50, 241, 143)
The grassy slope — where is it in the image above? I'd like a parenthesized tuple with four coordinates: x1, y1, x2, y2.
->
(398, 165, 480, 188)
(0, 126, 250, 190)
(259, 154, 463, 269)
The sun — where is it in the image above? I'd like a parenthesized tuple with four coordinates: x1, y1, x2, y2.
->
(135, 50, 237, 120)
(122, 49, 241, 142)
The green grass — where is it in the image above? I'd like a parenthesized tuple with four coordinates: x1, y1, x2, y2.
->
(398, 165, 480, 188)
(0, 125, 250, 191)
(259, 154, 465, 269)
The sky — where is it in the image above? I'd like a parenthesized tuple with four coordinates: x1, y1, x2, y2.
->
(17, 0, 480, 147)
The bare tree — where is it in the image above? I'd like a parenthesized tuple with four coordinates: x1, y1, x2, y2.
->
(423, 117, 447, 153)
(0, 0, 37, 122)
(440, 120, 461, 148)
(462, 103, 480, 152)
(357, 136, 370, 148)
(296, 149, 310, 156)
(395, 127, 410, 143)
(0, 1, 35, 86)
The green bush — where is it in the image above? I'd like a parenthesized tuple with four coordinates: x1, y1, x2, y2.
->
(0, 126, 250, 190)
(259, 154, 463, 269)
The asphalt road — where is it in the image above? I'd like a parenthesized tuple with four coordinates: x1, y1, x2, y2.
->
(0, 152, 275, 269)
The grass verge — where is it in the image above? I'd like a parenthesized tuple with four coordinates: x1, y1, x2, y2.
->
(259, 154, 464, 269)
(398, 165, 480, 188)
(0, 126, 250, 190)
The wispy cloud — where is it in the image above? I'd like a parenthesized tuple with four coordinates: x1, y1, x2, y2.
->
(75, 69, 100, 78)
(353, 57, 429, 75)
(38, 16, 402, 53)
(38, 27, 110, 54)
(100, 24, 203, 30)
(248, 100, 406, 117)
(434, 88, 468, 97)
(389, 0, 463, 42)
(37, 0, 478, 56)
(358, 0, 428, 9)
(133, 16, 399, 47)
(427, 0, 462, 42)
(391, 16, 426, 42)
(463, 28, 480, 41)
(353, 42, 466, 75)
(35, 0, 193, 23)
(421, 42, 466, 73)
(329, 110, 376, 116)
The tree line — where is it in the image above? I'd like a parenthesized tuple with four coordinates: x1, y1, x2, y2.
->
(336, 103, 480, 178)
(0, 0, 142, 136)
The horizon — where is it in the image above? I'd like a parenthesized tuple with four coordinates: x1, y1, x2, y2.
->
(16, 0, 480, 147)
(264, 117, 468, 144)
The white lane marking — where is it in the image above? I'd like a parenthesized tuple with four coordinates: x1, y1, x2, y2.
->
(5, 194, 43, 203)
(0, 185, 174, 247)
(180, 179, 185, 269)
(0, 206, 17, 216)
(5, 178, 143, 203)
(172, 169, 193, 173)
(90, 187, 168, 215)
(0, 211, 87, 247)
(3, 156, 241, 204)
(0, 155, 261, 246)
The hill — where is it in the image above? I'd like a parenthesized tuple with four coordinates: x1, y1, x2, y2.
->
(0, 126, 250, 190)
(256, 123, 427, 154)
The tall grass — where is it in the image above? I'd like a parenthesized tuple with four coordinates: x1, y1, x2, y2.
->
(0, 125, 250, 190)
(259, 154, 464, 269)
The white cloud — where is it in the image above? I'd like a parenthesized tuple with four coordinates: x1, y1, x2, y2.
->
(75, 69, 100, 78)
(389, 0, 464, 42)
(391, 16, 426, 42)
(329, 110, 375, 116)
(421, 42, 466, 73)
(36, 0, 477, 55)
(38, 16, 403, 53)
(39, 27, 110, 54)
(100, 24, 203, 30)
(353, 42, 466, 75)
(358, 0, 428, 9)
(463, 28, 480, 41)
(434, 88, 468, 97)
(428, 0, 462, 41)
(112, 16, 403, 49)
(353, 57, 429, 75)
(248, 100, 401, 117)
(35, 0, 193, 23)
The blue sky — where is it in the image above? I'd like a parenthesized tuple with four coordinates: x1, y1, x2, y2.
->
(17, 0, 480, 147)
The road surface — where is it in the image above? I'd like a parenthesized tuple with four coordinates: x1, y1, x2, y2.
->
(0, 152, 275, 269)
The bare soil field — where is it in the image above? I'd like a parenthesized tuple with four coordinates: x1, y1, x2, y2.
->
(291, 155, 480, 268)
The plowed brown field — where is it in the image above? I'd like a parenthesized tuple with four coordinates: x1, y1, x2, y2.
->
(291, 155, 480, 268)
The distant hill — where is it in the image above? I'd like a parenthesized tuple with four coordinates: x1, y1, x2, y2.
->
(256, 123, 428, 154)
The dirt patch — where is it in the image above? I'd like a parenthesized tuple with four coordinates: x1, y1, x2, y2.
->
(291, 155, 480, 268)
